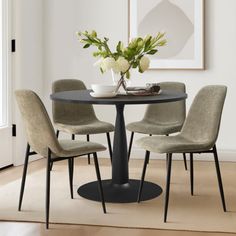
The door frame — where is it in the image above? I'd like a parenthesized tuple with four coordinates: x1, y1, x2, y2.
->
(0, 0, 13, 167)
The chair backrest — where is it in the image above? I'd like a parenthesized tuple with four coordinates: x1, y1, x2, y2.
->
(52, 79, 97, 124)
(143, 82, 186, 125)
(181, 85, 227, 146)
(15, 90, 61, 157)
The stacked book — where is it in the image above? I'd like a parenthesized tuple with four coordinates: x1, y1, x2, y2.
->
(125, 84, 161, 96)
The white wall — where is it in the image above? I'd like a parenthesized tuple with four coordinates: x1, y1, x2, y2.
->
(13, 0, 236, 164)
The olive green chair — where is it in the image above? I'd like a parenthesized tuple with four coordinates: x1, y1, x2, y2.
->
(52, 79, 114, 165)
(136, 85, 227, 222)
(15, 90, 106, 229)
(126, 82, 187, 169)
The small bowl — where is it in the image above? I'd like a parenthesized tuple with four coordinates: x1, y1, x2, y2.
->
(91, 84, 117, 94)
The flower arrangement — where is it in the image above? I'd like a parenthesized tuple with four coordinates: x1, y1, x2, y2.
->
(77, 30, 167, 90)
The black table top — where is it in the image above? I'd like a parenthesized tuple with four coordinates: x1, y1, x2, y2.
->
(50, 89, 187, 105)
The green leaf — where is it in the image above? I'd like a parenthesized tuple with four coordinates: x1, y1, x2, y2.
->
(87, 35, 95, 42)
(138, 65, 144, 73)
(76, 31, 82, 37)
(132, 60, 139, 68)
(144, 35, 152, 42)
(158, 40, 167, 46)
(100, 67, 104, 74)
(147, 49, 158, 55)
(93, 51, 102, 57)
(81, 39, 92, 43)
(144, 37, 151, 51)
(125, 71, 130, 79)
(91, 30, 97, 38)
(127, 47, 137, 59)
(83, 44, 90, 48)
(116, 41, 122, 53)
(113, 53, 120, 60)
(156, 32, 165, 41)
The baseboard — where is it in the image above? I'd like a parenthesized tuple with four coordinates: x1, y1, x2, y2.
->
(15, 146, 235, 166)
(133, 147, 236, 161)
(14, 154, 43, 166)
(99, 145, 236, 162)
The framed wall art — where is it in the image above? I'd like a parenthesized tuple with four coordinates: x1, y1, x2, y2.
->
(129, 0, 204, 69)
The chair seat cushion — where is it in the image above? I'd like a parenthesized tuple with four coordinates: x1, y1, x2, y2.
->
(136, 135, 212, 154)
(54, 120, 114, 135)
(53, 139, 106, 158)
(126, 120, 183, 135)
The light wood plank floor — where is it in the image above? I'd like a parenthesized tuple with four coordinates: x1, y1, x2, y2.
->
(0, 222, 235, 236)
(0, 158, 235, 236)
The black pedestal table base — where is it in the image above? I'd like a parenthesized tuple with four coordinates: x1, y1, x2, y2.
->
(78, 179, 162, 203)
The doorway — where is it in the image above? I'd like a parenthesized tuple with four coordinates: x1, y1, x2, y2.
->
(0, 0, 13, 168)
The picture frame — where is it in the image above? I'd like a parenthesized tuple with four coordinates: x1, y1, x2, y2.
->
(128, 0, 204, 69)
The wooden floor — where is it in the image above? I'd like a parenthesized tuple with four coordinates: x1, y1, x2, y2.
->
(0, 222, 235, 236)
(0, 158, 235, 236)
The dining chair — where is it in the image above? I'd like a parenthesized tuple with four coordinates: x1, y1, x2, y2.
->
(136, 85, 227, 222)
(15, 90, 107, 229)
(126, 82, 187, 170)
(52, 79, 114, 165)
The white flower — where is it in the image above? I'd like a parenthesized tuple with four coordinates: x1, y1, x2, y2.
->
(139, 56, 150, 72)
(94, 57, 116, 72)
(111, 62, 121, 74)
(116, 57, 130, 73)
(102, 57, 116, 71)
(93, 58, 103, 67)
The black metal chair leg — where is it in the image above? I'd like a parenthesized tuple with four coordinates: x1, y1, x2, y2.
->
(128, 132, 134, 161)
(137, 151, 150, 202)
(87, 135, 91, 164)
(93, 152, 106, 213)
(50, 132, 58, 171)
(146, 134, 152, 164)
(106, 132, 113, 163)
(68, 158, 74, 199)
(183, 153, 188, 170)
(166, 154, 169, 171)
(46, 149, 51, 229)
(165, 134, 169, 169)
(213, 145, 227, 212)
(18, 143, 30, 211)
(164, 153, 172, 223)
(190, 153, 194, 195)
(49, 162, 53, 171)
(71, 158, 74, 178)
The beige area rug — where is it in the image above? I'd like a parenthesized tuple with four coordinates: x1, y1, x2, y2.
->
(0, 158, 236, 233)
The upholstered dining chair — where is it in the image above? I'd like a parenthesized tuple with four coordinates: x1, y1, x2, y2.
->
(126, 82, 187, 170)
(136, 85, 227, 222)
(15, 90, 107, 229)
(52, 79, 114, 165)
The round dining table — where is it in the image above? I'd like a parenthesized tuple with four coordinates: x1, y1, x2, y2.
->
(50, 89, 187, 203)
